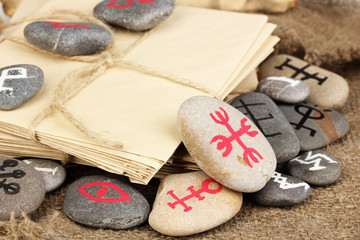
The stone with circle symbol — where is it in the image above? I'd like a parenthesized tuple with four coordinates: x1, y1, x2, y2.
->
(279, 102, 350, 151)
(149, 171, 243, 236)
(93, 0, 175, 31)
(0, 64, 43, 110)
(0, 157, 46, 221)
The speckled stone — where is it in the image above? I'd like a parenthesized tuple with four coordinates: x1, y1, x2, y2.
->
(21, 158, 66, 192)
(229, 92, 300, 163)
(251, 172, 311, 207)
(0, 156, 46, 220)
(279, 102, 350, 151)
(63, 175, 150, 229)
(93, 0, 175, 31)
(149, 171, 242, 236)
(288, 150, 341, 185)
(24, 21, 112, 56)
(0, 64, 43, 110)
(257, 76, 310, 104)
(177, 96, 277, 193)
(259, 54, 349, 109)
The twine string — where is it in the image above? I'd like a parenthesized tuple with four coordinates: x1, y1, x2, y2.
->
(1, 9, 219, 149)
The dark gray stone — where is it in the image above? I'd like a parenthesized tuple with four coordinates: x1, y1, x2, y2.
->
(63, 175, 150, 229)
(24, 21, 112, 56)
(0, 64, 43, 110)
(257, 76, 310, 104)
(288, 150, 341, 185)
(279, 103, 350, 151)
(229, 92, 300, 163)
(251, 172, 311, 207)
(21, 158, 66, 192)
(0, 156, 46, 220)
(93, 0, 175, 31)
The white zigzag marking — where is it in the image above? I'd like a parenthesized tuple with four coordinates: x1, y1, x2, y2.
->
(272, 172, 310, 190)
(290, 151, 337, 171)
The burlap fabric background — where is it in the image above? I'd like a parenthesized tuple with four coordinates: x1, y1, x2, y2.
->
(0, 2, 359, 239)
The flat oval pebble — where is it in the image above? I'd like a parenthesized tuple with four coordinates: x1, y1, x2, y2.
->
(0, 64, 43, 110)
(63, 175, 150, 229)
(288, 150, 341, 185)
(279, 102, 350, 151)
(251, 172, 311, 207)
(259, 54, 349, 109)
(177, 96, 277, 192)
(229, 92, 300, 163)
(0, 156, 46, 220)
(24, 21, 112, 56)
(21, 158, 66, 192)
(93, 0, 175, 31)
(257, 76, 310, 104)
(149, 171, 242, 236)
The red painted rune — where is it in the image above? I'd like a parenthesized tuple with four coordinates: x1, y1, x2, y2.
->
(78, 181, 132, 203)
(45, 21, 91, 29)
(210, 107, 263, 168)
(167, 179, 222, 212)
(107, 0, 155, 8)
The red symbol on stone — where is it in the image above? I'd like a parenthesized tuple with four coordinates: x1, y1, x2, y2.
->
(210, 107, 263, 168)
(78, 181, 132, 202)
(167, 179, 222, 212)
(46, 21, 91, 29)
(107, 0, 155, 8)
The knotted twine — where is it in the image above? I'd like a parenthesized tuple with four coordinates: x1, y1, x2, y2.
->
(0, 9, 220, 152)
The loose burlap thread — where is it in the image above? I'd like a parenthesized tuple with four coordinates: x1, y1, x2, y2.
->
(0, 9, 220, 151)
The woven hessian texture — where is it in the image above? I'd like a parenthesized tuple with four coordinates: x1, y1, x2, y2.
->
(0, 3, 360, 240)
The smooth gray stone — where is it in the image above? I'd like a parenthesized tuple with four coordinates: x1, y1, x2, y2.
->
(0, 156, 46, 221)
(63, 175, 150, 229)
(24, 21, 112, 56)
(93, 0, 175, 31)
(257, 76, 310, 104)
(229, 92, 300, 163)
(21, 158, 66, 192)
(288, 149, 341, 185)
(251, 172, 311, 207)
(0, 64, 43, 110)
(279, 103, 350, 151)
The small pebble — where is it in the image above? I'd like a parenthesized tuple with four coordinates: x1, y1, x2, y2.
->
(149, 171, 242, 236)
(229, 92, 300, 163)
(251, 172, 311, 207)
(24, 21, 112, 56)
(21, 158, 66, 192)
(288, 149, 341, 185)
(0, 156, 46, 220)
(63, 175, 150, 229)
(93, 0, 175, 31)
(259, 54, 349, 109)
(257, 76, 310, 104)
(279, 102, 350, 151)
(0, 64, 43, 110)
(177, 96, 276, 193)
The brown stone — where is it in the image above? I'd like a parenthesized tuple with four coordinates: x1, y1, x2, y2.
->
(259, 54, 349, 109)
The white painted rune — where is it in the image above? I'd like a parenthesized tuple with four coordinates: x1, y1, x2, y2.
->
(272, 172, 310, 190)
(0, 67, 28, 95)
(290, 151, 337, 171)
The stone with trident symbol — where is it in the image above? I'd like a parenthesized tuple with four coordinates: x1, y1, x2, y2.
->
(210, 107, 263, 168)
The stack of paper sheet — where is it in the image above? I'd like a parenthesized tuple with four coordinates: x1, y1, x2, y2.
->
(0, 0, 279, 184)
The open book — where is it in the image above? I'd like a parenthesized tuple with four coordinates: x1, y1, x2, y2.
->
(0, 0, 279, 184)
